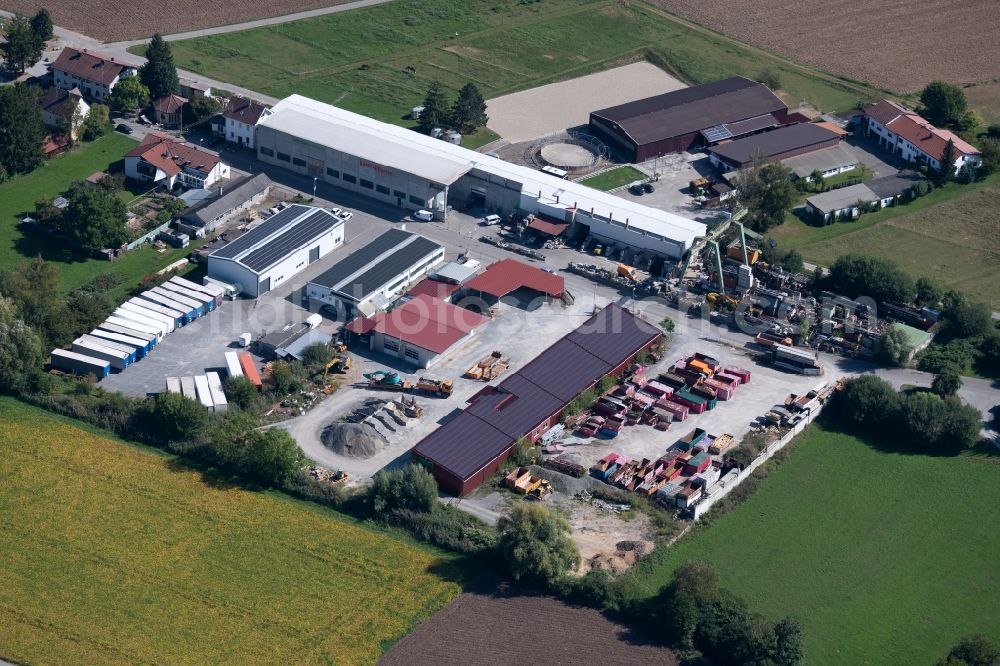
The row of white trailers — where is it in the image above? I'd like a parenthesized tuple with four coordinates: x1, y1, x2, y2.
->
(164, 352, 246, 411)
(49, 276, 226, 380)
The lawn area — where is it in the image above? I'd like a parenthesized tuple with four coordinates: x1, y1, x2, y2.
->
(0, 134, 201, 300)
(0, 398, 469, 665)
(621, 422, 1000, 665)
(772, 175, 1000, 307)
(578, 166, 646, 191)
(159, 0, 879, 131)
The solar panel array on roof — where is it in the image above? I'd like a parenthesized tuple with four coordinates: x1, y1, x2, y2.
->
(240, 208, 341, 272)
(309, 229, 442, 301)
(413, 303, 662, 484)
(708, 123, 840, 166)
(702, 125, 733, 143)
(212, 204, 309, 259)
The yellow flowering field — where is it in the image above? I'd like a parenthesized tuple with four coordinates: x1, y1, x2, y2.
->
(0, 398, 464, 665)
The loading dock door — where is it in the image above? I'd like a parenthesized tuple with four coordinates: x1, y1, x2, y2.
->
(308, 158, 324, 175)
(469, 187, 486, 208)
(258, 277, 271, 295)
(309, 246, 320, 263)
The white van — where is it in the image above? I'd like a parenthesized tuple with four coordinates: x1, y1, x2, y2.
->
(482, 214, 502, 226)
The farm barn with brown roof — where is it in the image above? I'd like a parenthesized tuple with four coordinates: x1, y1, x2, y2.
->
(588, 76, 789, 161)
(412, 303, 662, 496)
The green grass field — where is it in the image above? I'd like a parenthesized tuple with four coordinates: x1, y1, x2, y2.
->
(158, 0, 879, 130)
(772, 175, 1000, 307)
(0, 134, 202, 299)
(0, 398, 469, 665)
(622, 422, 1000, 665)
(578, 166, 646, 191)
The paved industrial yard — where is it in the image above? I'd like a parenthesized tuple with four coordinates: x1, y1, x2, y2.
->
(485, 62, 685, 142)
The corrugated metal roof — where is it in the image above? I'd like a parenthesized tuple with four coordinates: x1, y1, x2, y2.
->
(512, 338, 612, 403)
(464, 259, 564, 299)
(181, 173, 272, 227)
(406, 278, 461, 300)
(781, 145, 860, 179)
(308, 229, 443, 303)
(591, 77, 785, 146)
(465, 376, 566, 439)
(565, 303, 664, 366)
(805, 183, 877, 213)
(412, 411, 513, 479)
(363, 294, 489, 354)
(709, 123, 841, 166)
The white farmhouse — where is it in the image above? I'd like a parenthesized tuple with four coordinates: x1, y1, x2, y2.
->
(51, 48, 138, 103)
(125, 133, 230, 190)
(863, 100, 981, 174)
(212, 97, 271, 149)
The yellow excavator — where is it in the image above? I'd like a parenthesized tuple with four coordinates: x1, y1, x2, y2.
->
(321, 354, 352, 394)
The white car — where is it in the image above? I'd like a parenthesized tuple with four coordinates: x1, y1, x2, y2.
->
(414, 209, 434, 221)
(482, 214, 502, 226)
(328, 207, 342, 216)
(336, 210, 353, 222)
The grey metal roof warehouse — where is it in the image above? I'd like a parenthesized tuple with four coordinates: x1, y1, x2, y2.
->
(413, 304, 662, 494)
(709, 123, 841, 167)
(865, 170, 922, 199)
(309, 229, 443, 301)
(210, 204, 343, 272)
(781, 145, 861, 179)
(805, 183, 877, 213)
(181, 173, 272, 228)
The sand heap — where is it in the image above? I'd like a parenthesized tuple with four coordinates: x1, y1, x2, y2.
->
(321, 423, 386, 459)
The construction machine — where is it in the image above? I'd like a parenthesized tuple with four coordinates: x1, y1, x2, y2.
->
(617, 264, 638, 282)
(415, 376, 453, 397)
(364, 370, 413, 392)
(320, 354, 352, 394)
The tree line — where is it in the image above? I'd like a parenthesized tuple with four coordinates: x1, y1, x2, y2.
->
(418, 81, 489, 135)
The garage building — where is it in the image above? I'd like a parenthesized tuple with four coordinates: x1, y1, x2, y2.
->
(345, 293, 490, 368)
(707, 123, 843, 170)
(207, 204, 344, 297)
(305, 228, 444, 318)
(256, 94, 704, 260)
(412, 303, 662, 495)
(589, 77, 788, 161)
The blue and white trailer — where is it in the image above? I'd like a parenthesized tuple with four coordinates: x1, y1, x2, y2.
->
(78, 334, 137, 364)
(105, 315, 165, 341)
(150, 285, 205, 317)
(225, 351, 244, 379)
(90, 328, 152, 358)
(51, 348, 110, 379)
(113, 309, 168, 338)
(127, 297, 185, 328)
(170, 276, 223, 309)
(160, 281, 214, 313)
(194, 375, 215, 411)
(71, 337, 131, 370)
(98, 322, 159, 347)
(118, 302, 177, 334)
(139, 289, 196, 322)
(206, 371, 228, 412)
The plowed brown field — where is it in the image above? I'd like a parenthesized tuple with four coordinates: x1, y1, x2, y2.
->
(0, 0, 352, 42)
(651, 0, 1000, 93)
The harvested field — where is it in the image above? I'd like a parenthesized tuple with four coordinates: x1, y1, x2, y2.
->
(0, 398, 468, 666)
(650, 0, 1000, 93)
(380, 581, 679, 665)
(0, 0, 355, 42)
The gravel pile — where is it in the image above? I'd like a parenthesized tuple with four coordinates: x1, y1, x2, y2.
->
(321, 423, 386, 459)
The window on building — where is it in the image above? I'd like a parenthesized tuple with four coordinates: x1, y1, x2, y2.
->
(393, 190, 406, 199)
(292, 157, 307, 167)
(408, 195, 424, 206)
(260, 147, 274, 157)
(342, 173, 356, 184)
(376, 185, 390, 195)
(276, 152, 291, 162)
(326, 167, 339, 178)
(359, 179, 374, 190)
(383, 337, 399, 352)
(405, 347, 419, 360)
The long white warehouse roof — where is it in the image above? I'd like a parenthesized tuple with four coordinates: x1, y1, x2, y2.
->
(259, 94, 705, 250)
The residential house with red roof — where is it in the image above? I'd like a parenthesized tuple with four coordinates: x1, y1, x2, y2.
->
(863, 99, 981, 174)
(51, 47, 138, 102)
(151, 94, 188, 128)
(40, 86, 89, 140)
(124, 133, 230, 190)
(345, 293, 489, 368)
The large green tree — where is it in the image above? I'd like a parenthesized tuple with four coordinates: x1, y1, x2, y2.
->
(874, 323, 913, 367)
(0, 296, 44, 395)
(836, 375, 899, 427)
(915, 276, 943, 307)
(0, 14, 44, 75)
(450, 82, 488, 134)
(496, 503, 579, 584)
(0, 258, 74, 348)
(59, 181, 128, 253)
(106, 76, 150, 113)
(242, 428, 305, 485)
(139, 34, 179, 99)
(418, 81, 450, 133)
(937, 138, 957, 184)
(932, 366, 962, 397)
(150, 391, 210, 444)
(936, 635, 1000, 666)
(827, 254, 916, 304)
(370, 464, 438, 515)
(29, 8, 53, 42)
(731, 153, 796, 232)
(80, 104, 110, 141)
(919, 81, 968, 129)
(0, 84, 45, 175)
